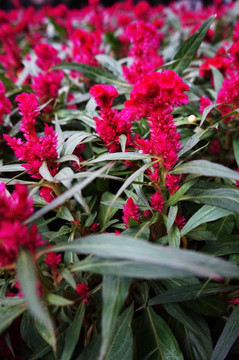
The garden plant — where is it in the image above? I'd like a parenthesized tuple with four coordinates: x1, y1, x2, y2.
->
(1, 0, 239, 359)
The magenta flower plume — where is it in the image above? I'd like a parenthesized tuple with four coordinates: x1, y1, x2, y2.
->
(150, 191, 164, 213)
(90, 84, 133, 152)
(34, 43, 61, 71)
(0, 81, 11, 124)
(0, 182, 44, 267)
(122, 21, 164, 84)
(123, 197, 140, 228)
(124, 71, 189, 172)
(4, 92, 59, 179)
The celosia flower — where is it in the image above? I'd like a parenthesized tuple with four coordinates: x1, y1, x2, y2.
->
(90, 84, 118, 109)
(34, 43, 61, 71)
(199, 47, 230, 79)
(76, 282, 89, 303)
(209, 139, 221, 155)
(217, 73, 239, 118)
(123, 197, 140, 228)
(125, 71, 189, 118)
(32, 70, 64, 112)
(122, 21, 163, 84)
(0, 81, 11, 125)
(0, 182, 43, 267)
(4, 93, 59, 179)
(39, 187, 56, 203)
(125, 71, 188, 169)
(174, 213, 186, 230)
(166, 174, 181, 194)
(72, 28, 101, 67)
(44, 251, 62, 270)
(90, 84, 133, 152)
(150, 192, 164, 213)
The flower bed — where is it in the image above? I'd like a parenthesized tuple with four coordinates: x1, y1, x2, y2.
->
(1, 1, 239, 359)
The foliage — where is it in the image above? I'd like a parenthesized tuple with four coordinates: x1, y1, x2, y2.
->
(1, 1, 239, 359)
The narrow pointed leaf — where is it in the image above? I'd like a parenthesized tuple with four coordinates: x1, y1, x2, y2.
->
(60, 302, 85, 360)
(136, 307, 183, 360)
(54, 62, 131, 88)
(47, 234, 239, 279)
(99, 276, 131, 360)
(181, 188, 239, 214)
(104, 304, 133, 360)
(164, 304, 213, 360)
(0, 305, 26, 334)
(171, 15, 216, 75)
(211, 305, 239, 360)
(25, 163, 109, 224)
(181, 205, 232, 236)
(17, 249, 56, 349)
(171, 160, 239, 181)
(149, 283, 239, 305)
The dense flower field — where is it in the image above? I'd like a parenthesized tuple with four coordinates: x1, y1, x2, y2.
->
(1, 0, 239, 359)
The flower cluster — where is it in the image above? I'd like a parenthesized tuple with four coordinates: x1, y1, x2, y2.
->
(123, 197, 140, 228)
(90, 84, 133, 152)
(0, 182, 43, 267)
(4, 93, 59, 179)
(32, 43, 63, 112)
(0, 81, 11, 124)
(122, 21, 163, 84)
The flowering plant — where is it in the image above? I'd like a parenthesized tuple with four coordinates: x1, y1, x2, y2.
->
(1, 1, 239, 359)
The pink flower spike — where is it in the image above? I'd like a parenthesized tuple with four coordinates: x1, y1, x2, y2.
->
(44, 251, 62, 270)
(34, 43, 61, 71)
(90, 84, 118, 108)
(122, 197, 140, 228)
(150, 192, 164, 213)
(76, 283, 89, 303)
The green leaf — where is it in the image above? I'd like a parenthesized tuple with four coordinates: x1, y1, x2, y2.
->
(181, 205, 232, 236)
(164, 304, 213, 360)
(178, 128, 206, 157)
(99, 192, 120, 230)
(165, 179, 197, 206)
(136, 307, 183, 360)
(181, 188, 239, 214)
(171, 160, 239, 181)
(104, 304, 133, 360)
(200, 103, 223, 127)
(95, 54, 123, 78)
(54, 62, 131, 88)
(25, 163, 109, 224)
(49, 234, 239, 279)
(89, 152, 150, 163)
(211, 305, 239, 360)
(109, 162, 155, 211)
(208, 215, 234, 238)
(99, 276, 131, 360)
(0, 305, 26, 334)
(75, 336, 101, 360)
(17, 249, 56, 349)
(148, 283, 239, 305)
(46, 294, 74, 306)
(0, 164, 25, 172)
(168, 225, 181, 248)
(211, 66, 224, 93)
(167, 206, 178, 232)
(171, 15, 216, 75)
(70, 256, 213, 279)
(62, 132, 96, 156)
(233, 138, 239, 167)
(201, 237, 239, 256)
(60, 303, 85, 360)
